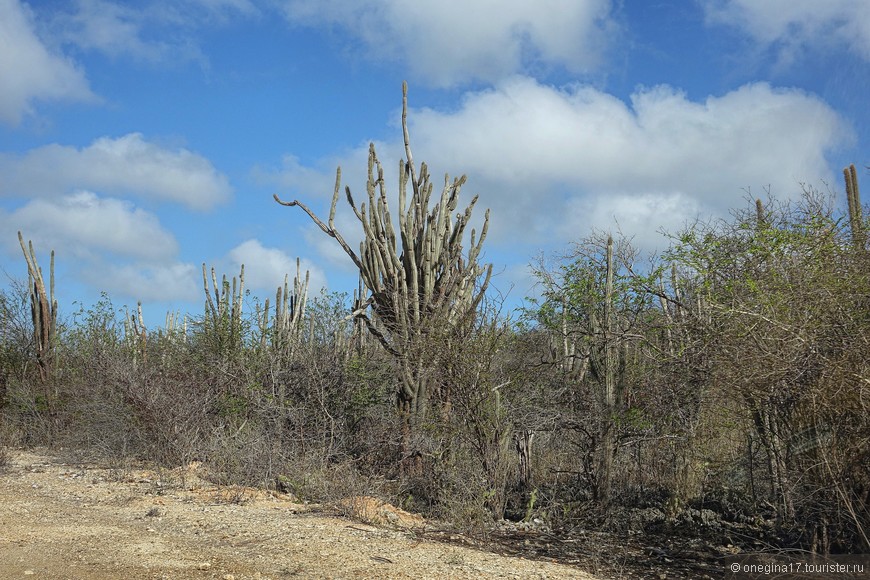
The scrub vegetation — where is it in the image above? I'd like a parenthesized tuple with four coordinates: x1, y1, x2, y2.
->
(1, 88, 867, 569)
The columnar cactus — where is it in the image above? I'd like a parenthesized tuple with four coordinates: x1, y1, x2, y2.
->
(587, 236, 625, 505)
(350, 275, 369, 356)
(755, 198, 766, 229)
(18, 232, 56, 381)
(202, 263, 245, 355)
(124, 301, 148, 366)
(844, 164, 864, 249)
(275, 82, 492, 420)
(164, 310, 187, 339)
(270, 257, 309, 355)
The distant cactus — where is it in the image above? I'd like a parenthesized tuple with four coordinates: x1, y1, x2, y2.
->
(755, 198, 765, 229)
(18, 232, 56, 381)
(124, 301, 148, 366)
(844, 164, 864, 249)
(267, 257, 309, 356)
(202, 263, 245, 355)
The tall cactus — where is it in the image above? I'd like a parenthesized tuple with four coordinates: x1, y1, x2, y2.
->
(18, 232, 57, 381)
(587, 236, 625, 506)
(844, 164, 864, 249)
(123, 301, 148, 366)
(275, 82, 493, 421)
(202, 263, 245, 355)
(755, 198, 766, 229)
(267, 257, 309, 356)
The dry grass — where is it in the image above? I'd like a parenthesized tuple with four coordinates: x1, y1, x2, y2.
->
(337, 495, 425, 529)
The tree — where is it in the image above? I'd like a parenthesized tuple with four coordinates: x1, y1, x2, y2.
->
(665, 182, 870, 552)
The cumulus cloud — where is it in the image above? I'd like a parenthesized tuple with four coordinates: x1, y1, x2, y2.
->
(413, 78, 848, 241)
(703, 0, 870, 64)
(280, 0, 616, 86)
(259, 148, 386, 273)
(0, 191, 178, 260)
(253, 154, 340, 199)
(300, 214, 366, 275)
(276, 77, 850, 253)
(83, 261, 200, 303)
(227, 239, 328, 294)
(0, 0, 96, 125)
(411, 78, 847, 196)
(50, 0, 181, 63)
(0, 189, 200, 304)
(46, 0, 259, 65)
(561, 192, 703, 250)
(0, 133, 232, 210)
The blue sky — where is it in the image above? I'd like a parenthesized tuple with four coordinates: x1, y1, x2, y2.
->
(1, 0, 868, 324)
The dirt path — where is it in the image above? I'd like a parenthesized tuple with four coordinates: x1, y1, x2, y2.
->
(0, 449, 597, 579)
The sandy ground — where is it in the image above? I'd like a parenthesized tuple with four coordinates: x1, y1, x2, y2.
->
(0, 448, 597, 579)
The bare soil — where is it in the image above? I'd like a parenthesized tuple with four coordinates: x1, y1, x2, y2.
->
(0, 448, 598, 579)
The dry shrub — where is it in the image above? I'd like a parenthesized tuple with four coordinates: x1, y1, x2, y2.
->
(337, 495, 424, 528)
(288, 455, 387, 506)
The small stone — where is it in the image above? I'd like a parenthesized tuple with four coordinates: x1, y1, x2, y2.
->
(23, 571, 35, 576)
(198, 562, 211, 570)
(222, 575, 235, 580)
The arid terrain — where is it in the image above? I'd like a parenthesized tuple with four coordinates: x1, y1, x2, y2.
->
(0, 448, 600, 579)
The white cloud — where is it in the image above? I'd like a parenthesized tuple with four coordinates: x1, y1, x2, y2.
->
(562, 192, 703, 251)
(413, 78, 848, 242)
(0, 191, 178, 261)
(46, 0, 259, 65)
(300, 215, 365, 275)
(703, 0, 870, 64)
(85, 261, 200, 303)
(1, 189, 199, 304)
(188, 0, 259, 18)
(260, 148, 384, 273)
(52, 0, 178, 63)
(227, 239, 328, 295)
(411, 78, 847, 197)
(276, 77, 850, 253)
(253, 154, 339, 199)
(0, 133, 232, 210)
(0, 0, 95, 125)
(280, 0, 616, 86)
